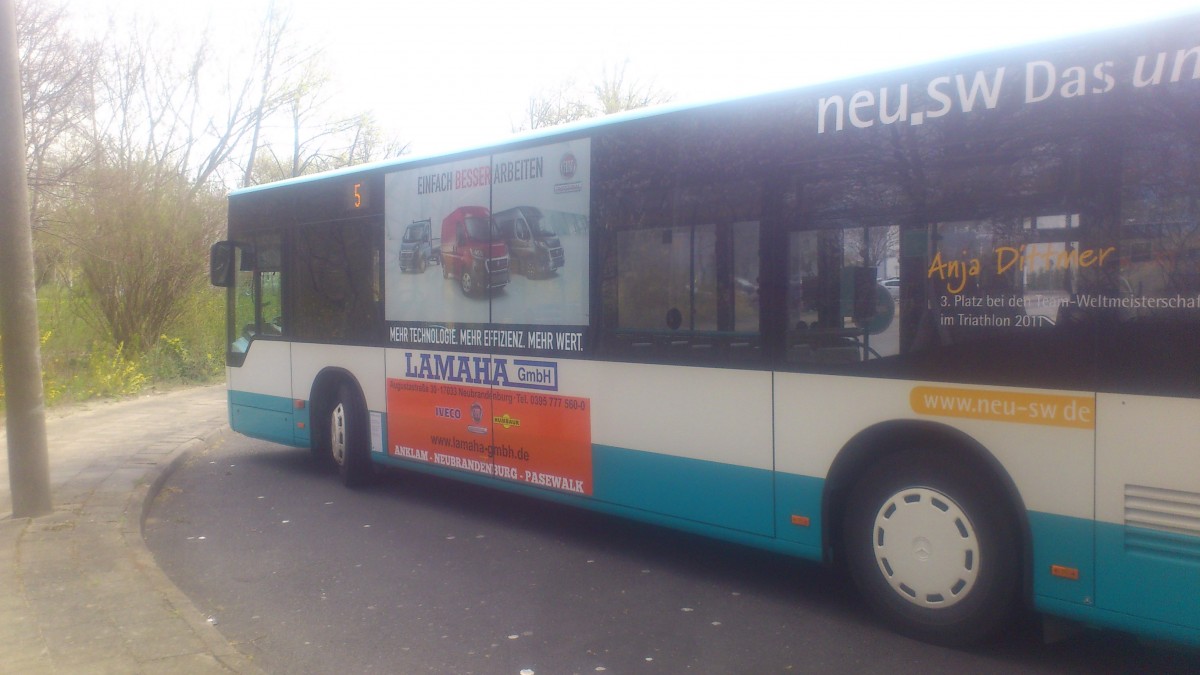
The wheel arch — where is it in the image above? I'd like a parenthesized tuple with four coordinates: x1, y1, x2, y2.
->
(821, 419, 1034, 605)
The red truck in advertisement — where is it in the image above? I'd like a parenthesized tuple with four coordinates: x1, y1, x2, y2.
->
(439, 206, 510, 295)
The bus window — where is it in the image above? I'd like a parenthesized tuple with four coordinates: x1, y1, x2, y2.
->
(786, 224, 899, 365)
(231, 246, 254, 354)
(616, 224, 716, 332)
(230, 232, 282, 355)
(1095, 125, 1200, 397)
(606, 181, 762, 359)
(291, 221, 383, 343)
(731, 220, 761, 334)
(257, 242, 283, 337)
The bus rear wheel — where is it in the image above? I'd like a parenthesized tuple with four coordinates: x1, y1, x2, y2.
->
(842, 449, 1019, 646)
(329, 383, 372, 488)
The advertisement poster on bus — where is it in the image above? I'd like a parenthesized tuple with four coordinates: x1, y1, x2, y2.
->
(386, 350, 593, 496)
(383, 139, 591, 356)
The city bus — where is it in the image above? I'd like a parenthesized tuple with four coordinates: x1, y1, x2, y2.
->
(210, 15, 1200, 648)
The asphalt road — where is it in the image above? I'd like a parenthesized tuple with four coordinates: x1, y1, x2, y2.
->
(145, 433, 1200, 674)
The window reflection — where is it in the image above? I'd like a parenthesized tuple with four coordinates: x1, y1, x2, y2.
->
(230, 233, 282, 354)
(607, 181, 761, 359)
(786, 225, 899, 364)
(291, 222, 382, 343)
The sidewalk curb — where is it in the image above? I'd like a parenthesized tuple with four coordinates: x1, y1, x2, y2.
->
(123, 425, 265, 674)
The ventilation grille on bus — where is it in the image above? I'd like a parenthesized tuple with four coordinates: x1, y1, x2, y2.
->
(1124, 485, 1200, 562)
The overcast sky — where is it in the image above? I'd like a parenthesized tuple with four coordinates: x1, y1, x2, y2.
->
(67, 0, 1200, 156)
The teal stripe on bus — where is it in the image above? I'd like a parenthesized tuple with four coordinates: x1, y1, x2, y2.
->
(772, 472, 825, 555)
(1030, 511, 1200, 644)
(228, 390, 300, 447)
(592, 444, 774, 537)
(1096, 520, 1200, 632)
(372, 447, 821, 560)
(1028, 511, 1095, 606)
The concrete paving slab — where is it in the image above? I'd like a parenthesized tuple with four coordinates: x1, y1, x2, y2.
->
(1, 385, 262, 673)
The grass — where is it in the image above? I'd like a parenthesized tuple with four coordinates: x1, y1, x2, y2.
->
(1, 284, 226, 409)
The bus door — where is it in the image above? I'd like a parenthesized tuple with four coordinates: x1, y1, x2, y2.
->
(599, 178, 774, 536)
(221, 232, 296, 446)
(772, 211, 902, 555)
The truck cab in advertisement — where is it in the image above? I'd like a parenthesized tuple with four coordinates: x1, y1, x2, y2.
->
(492, 206, 565, 278)
(439, 205, 510, 295)
(398, 219, 438, 273)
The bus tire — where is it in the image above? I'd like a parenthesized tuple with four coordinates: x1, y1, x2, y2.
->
(842, 448, 1019, 646)
(329, 383, 373, 488)
(460, 270, 475, 295)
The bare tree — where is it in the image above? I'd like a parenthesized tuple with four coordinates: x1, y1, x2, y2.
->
(248, 62, 409, 185)
(593, 59, 672, 115)
(239, 2, 408, 186)
(57, 6, 298, 353)
(516, 60, 673, 132)
(844, 225, 900, 270)
(17, 1, 408, 353)
(16, 0, 98, 284)
(65, 161, 223, 355)
(342, 112, 409, 167)
(241, 0, 295, 187)
(283, 61, 356, 177)
(519, 78, 594, 131)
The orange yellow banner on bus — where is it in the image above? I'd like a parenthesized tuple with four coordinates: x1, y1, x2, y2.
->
(911, 386, 1094, 429)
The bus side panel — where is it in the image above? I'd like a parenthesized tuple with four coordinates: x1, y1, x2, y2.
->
(771, 471, 825, 555)
(588, 362, 775, 537)
(1095, 394, 1200, 632)
(290, 343, 387, 413)
(591, 444, 774, 536)
(774, 373, 1098, 605)
(291, 343, 388, 455)
(380, 355, 775, 536)
(227, 340, 298, 445)
(228, 389, 299, 447)
(773, 373, 875, 547)
(1027, 511, 1096, 608)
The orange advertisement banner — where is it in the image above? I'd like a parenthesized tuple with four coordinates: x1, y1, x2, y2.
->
(910, 386, 1094, 429)
(386, 378, 593, 495)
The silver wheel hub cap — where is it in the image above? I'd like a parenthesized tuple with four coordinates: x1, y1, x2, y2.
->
(872, 487, 980, 609)
(330, 403, 347, 466)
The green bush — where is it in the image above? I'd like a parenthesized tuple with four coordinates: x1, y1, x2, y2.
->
(85, 342, 147, 397)
(143, 333, 224, 383)
(1, 284, 225, 412)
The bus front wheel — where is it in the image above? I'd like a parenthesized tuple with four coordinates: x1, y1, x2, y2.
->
(329, 384, 373, 488)
(842, 449, 1019, 646)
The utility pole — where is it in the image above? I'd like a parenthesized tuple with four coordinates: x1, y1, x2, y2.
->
(0, 0, 52, 518)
